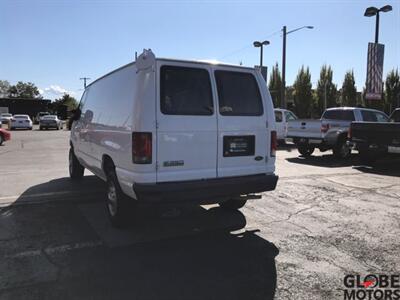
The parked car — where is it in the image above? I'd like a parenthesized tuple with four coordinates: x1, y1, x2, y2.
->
(69, 50, 279, 227)
(274, 108, 298, 143)
(35, 112, 50, 124)
(1, 113, 13, 124)
(287, 107, 389, 158)
(39, 115, 63, 130)
(348, 108, 400, 164)
(0, 128, 11, 145)
(10, 114, 33, 130)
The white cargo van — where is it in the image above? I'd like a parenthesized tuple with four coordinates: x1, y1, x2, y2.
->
(69, 50, 278, 227)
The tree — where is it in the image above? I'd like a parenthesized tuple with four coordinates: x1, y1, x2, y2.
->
(385, 69, 400, 112)
(268, 63, 282, 107)
(341, 70, 357, 106)
(52, 93, 78, 113)
(293, 66, 313, 118)
(316, 65, 337, 114)
(8, 81, 41, 98)
(0, 80, 10, 98)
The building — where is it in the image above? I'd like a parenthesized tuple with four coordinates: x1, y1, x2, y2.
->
(0, 98, 51, 119)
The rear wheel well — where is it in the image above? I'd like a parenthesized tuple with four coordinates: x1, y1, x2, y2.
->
(102, 155, 115, 175)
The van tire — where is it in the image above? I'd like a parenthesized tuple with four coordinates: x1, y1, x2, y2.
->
(219, 197, 247, 210)
(105, 170, 132, 228)
(0, 134, 4, 146)
(69, 148, 84, 180)
(298, 144, 314, 157)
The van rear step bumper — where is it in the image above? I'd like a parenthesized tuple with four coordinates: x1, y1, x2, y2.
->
(133, 174, 278, 203)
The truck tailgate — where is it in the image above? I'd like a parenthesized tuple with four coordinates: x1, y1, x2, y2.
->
(287, 119, 322, 139)
(351, 122, 400, 146)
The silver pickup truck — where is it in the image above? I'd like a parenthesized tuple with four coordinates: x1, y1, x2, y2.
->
(287, 107, 389, 158)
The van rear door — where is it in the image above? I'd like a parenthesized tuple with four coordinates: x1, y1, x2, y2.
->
(213, 68, 271, 177)
(156, 62, 218, 183)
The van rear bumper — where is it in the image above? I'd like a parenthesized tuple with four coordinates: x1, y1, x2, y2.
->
(133, 174, 278, 203)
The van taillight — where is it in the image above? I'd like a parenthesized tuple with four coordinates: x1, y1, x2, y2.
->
(270, 130, 277, 157)
(321, 123, 330, 133)
(132, 132, 152, 164)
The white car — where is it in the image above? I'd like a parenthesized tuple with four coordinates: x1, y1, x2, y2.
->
(274, 108, 298, 142)
(10, 115, 33, 130)
(69, 49, 279, 227)
(39, 115, 63, 130)
(1, 113, 13, 124)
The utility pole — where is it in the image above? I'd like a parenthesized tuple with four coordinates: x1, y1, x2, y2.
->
(281, 26, 287, 109)
(80, 77, 91, 89)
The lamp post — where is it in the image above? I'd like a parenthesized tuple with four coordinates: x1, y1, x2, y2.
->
(253, 40, 270, 69)
(281, 25, 313, 108)
(364, 5, 392, 43)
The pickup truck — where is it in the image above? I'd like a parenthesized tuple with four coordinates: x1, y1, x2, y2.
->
(287, 107, 389, 158)
(349, 108, 400, 164)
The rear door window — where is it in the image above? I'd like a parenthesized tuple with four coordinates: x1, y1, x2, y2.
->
(160, 66, 213, 115)
(322, 110, 355, 121)
(390, 110, 400, 122)
(215, 71, 263, 116)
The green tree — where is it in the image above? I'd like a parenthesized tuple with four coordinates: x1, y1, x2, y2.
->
(293, 66, 313, 118)
(341, 70, 357, 106)
(8, 81, 41, 98)
(52, 93, 78, 113)
(268, 63, 282, 107)
(316, 65, 337, 114)
(385, 69, 400, 112)
(0, 80, 10, 97)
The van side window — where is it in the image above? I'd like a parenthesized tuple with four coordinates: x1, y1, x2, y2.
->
(275, 111, 283, 122)
(160, 66, 213, 115)
(215, 71, 263, 116)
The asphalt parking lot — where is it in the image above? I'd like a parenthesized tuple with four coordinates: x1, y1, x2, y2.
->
(0, 126, 399, 300)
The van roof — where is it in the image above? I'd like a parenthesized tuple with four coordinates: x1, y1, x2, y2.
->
(86, 56, 255, 89)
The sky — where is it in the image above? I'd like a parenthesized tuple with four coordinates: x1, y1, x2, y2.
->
(0, 0, 399, 100)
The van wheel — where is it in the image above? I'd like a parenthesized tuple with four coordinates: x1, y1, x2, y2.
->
(69, 148, 84, 180)
(298, 144, 314, 157)
(219, 197, 247, 210)
(105, 170, 131, 228)
(333, 140, 351, 159)
(0, 134, 4, 146)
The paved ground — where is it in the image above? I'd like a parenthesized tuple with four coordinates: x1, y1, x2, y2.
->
(0, 126, 399, 300)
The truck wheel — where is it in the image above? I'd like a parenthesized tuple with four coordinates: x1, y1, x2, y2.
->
(69, 148, 84, 180)
(219, 197, 247, 210)
(298, 144, 314, 157)
(333, 141, 351, 159)
(105, 170, 132, 228)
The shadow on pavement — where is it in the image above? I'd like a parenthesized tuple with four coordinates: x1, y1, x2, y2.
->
(1, 176, 279, 300)
(286, 153, 357, 168)
(352, 159, 400, 177)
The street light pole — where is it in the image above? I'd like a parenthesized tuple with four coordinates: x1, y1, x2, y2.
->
(280, 25, 313, 109)
(364, 5, 392, 44)
(253, 40, 270, 81)
(375, 11, 380, 43)
(281, 26, 287, 109)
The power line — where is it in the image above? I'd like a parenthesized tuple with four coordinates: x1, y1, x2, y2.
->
(219, 29, 282, 60)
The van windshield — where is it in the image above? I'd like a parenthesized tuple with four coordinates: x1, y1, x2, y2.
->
(215, 71, 263, 116)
